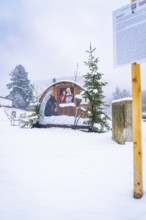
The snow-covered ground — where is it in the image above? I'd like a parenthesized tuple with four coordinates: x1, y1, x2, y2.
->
(0, 107, 146, 220)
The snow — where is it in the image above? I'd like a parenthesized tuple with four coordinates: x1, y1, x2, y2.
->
(40, 115, 88, 125)
(59, 103, 75, 107)
(49, 79, 84, 90)
(0, 107, 146, 220)
(93, 89, 98, 94)
(112, 97, 132, 103)
(0, 97, 12, 107)
(75, 94, 82, 100)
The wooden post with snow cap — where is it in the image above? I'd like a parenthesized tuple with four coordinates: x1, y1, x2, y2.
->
(131, 0, 143, 199)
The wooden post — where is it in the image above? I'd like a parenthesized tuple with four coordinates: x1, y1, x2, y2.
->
(132, 63, 143, 198)
(131, 0, 143, 199)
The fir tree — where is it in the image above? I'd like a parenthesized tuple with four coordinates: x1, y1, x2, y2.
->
(19, 101, 40, 128)
(19, 87, 41, 128)
(7, 65, 34, 110)
(83, 44, 110, 132)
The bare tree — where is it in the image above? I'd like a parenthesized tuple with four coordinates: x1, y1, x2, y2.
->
(112, 87, 130, 100)
(121, 89, 130, 98)
(33, 85, 42, 102)
(112, 87, 121, 100)
(72, 63, 80, 82)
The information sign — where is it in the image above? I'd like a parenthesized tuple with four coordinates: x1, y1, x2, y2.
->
(113, 0, 146, 66)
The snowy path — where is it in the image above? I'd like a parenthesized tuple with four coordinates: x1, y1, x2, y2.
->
(0, 107, 146, 220)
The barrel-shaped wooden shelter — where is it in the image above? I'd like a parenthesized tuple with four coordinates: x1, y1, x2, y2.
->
(39, 80, 89, 128)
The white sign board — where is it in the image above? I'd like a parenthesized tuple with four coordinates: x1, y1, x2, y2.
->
(113, 0, 146, 67)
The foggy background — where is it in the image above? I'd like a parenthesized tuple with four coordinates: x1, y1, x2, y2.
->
(0, 0, 146, 98)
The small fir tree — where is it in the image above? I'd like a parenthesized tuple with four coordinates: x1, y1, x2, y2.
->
(83, 44, 110, 132)
(19, 101, 40, 128)
(19, 87, 41, 128)
(7, 64, 34, 110)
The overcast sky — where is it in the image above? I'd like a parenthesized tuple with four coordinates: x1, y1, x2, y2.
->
(0, 0, 146, 96)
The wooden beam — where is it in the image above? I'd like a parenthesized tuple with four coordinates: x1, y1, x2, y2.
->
(130, 0, 143, 199)
(131, 63, 143, 198)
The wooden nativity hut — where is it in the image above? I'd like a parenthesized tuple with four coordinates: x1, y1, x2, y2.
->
(39, 80, 89, 128)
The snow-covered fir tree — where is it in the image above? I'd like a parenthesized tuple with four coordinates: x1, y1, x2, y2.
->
(19, 101, 40, 128)
(83, 44, 110, 132)
(7, 65, 34, 110)
(19, 87, 41, 128)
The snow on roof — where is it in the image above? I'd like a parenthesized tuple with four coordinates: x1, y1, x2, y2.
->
(0, 96, 12, 100)
(0, 96, 12, 107)
(48, 79, 84, 90)
(112, 97, 132, 104)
